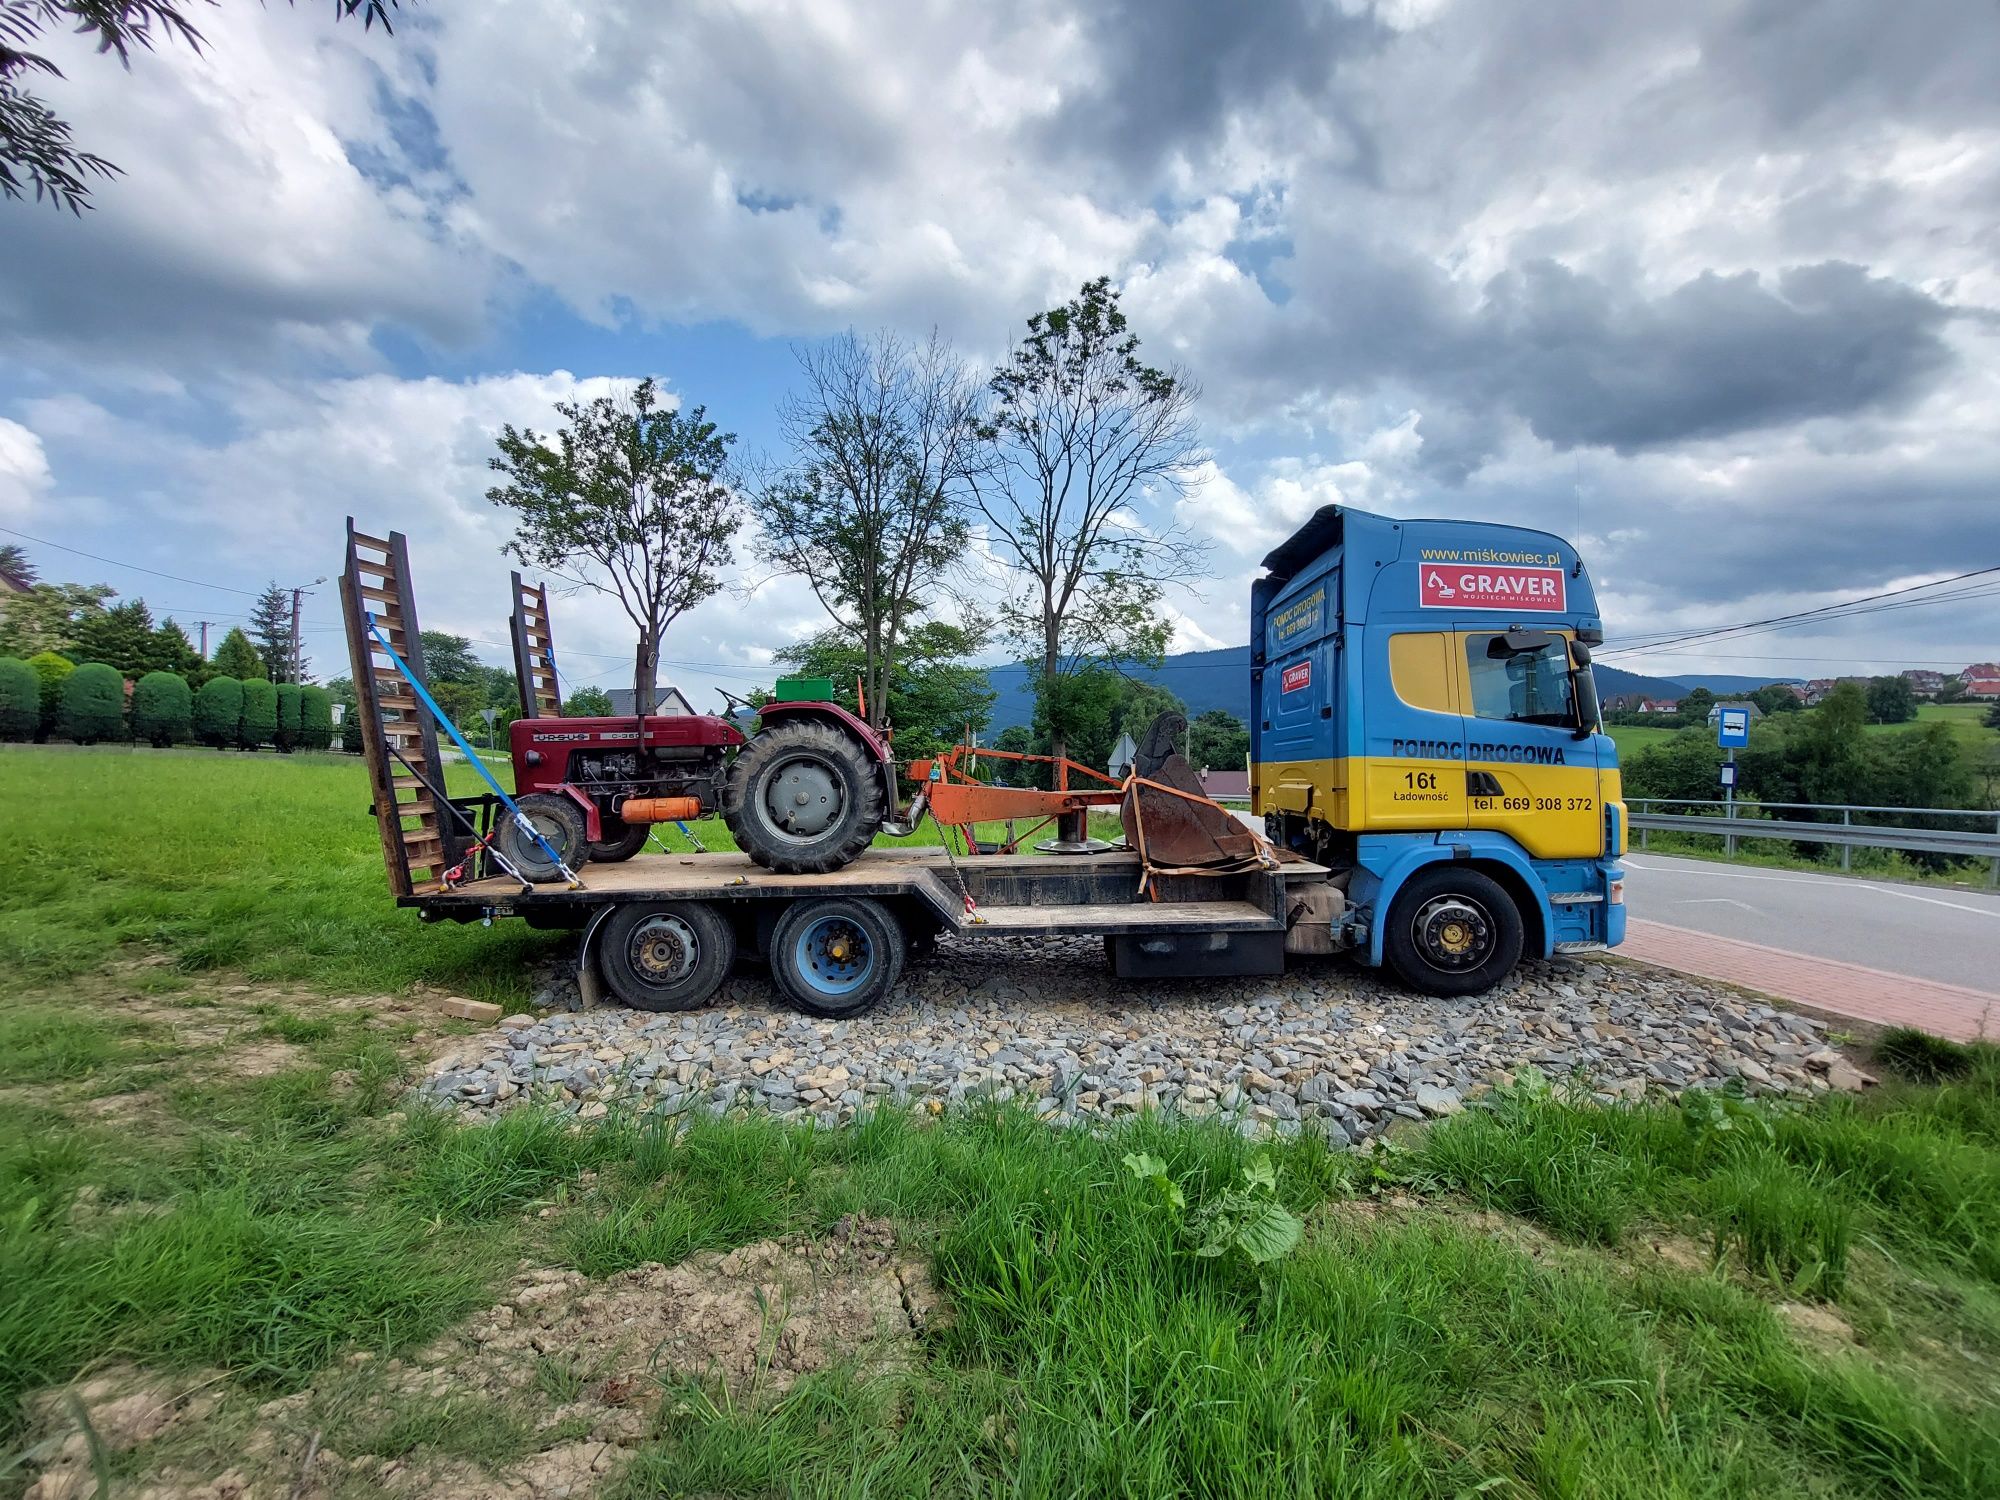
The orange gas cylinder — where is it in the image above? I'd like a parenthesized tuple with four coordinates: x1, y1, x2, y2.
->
(617, 796, 704, 824)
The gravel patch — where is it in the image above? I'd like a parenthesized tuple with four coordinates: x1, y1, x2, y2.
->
(416, 937, 1859, 1141)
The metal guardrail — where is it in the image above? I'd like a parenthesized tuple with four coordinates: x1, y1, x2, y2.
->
(1628, 798, 2000, 884)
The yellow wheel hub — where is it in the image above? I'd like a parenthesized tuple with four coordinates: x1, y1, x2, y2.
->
(1439, 922, 1472, 954)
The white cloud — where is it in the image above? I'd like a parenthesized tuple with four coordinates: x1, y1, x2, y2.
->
(0, 420, 53, 519)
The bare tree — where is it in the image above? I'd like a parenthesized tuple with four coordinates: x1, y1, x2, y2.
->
(488, 378, 739, 712)
(750, 330, 986, 732)
(976, 275, 1206, 762)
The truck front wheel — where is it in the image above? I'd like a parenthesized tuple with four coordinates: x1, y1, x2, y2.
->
(722, 720, 884, 873)
(1383, 866, 1524, 997)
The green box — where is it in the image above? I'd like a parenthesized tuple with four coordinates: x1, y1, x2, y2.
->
(773, 675, 835, 703)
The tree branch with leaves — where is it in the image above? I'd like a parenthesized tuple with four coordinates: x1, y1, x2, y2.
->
(488, 378, 740, 713)
(748, 330, 986, 734)
(974, 275, 1207, 763)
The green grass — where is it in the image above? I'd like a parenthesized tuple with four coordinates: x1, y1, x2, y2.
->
(7, 745, 2000, 1495)
(1605, 722, 1679, 757)
(1866, 702, 2000, 755)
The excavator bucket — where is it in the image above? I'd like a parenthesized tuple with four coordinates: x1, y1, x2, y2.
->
(1120, 713, 1263, 871)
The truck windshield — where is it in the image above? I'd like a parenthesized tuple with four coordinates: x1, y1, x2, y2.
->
(1467, 634, 1578, 729)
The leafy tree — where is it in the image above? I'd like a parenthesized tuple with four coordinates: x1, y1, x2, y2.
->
(69, 597, 159, 675)
(248, 583, 300, 683)
(151, 617, 204, 680)
(192, 675, 242, 747)
(238, 676, 277, 749)
(562, 685, 614, 718)
(1986, 700, 2000, 731)
(298, 684, 333, 750)
(432, 678, 483, 730)
(1749, 684, 1802, 716)
(1188, 709, 1250, 773)
(0, 580, 112, 657)
(1790, 682, 1870, 807)
(1865, 675, 1916, 725)
(1677, 687, 1715, 726)
(1115, 681, 1186, 748)
(131, 669, 191, 746)
(752, 330, 984, 734)
(0, 654, 37, 739)
(210, 626, 263, 680)
(0, 543, 35, 588)
(339, 700, 364, 754)
(274, 680, 301, 750)
(489, 377, 740, 715)
(2, 1, 398, 214)
(1030, 665, 1126, 780)
(27, 648, 70, 737)
(57, 660, 124, 742)
(1622, 729, 1726, 802)
(976, 276, 1205, 763)
(1872, 720, 1972, 810)
(419, 630, 483, 685)
(770, 619, 994, 762)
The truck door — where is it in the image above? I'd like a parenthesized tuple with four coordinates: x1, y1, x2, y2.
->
(1456, 627, 1602, 860)
(1257, 571, 1337, 819)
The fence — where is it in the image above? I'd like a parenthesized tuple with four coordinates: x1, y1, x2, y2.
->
(1626, 798, 2000, 885)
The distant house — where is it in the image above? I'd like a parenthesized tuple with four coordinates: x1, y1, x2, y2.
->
(606, 686, 696, 717)
(1636, 698, 1680, 714)
(1900, 669, 1946, 696)
(1965, 674, 2000, 700)
(1199, 768, 1251, 802)
(1707, 701, 1763, 727)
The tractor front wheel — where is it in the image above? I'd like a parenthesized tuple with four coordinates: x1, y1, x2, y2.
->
(721, 720, 884, 873)
(494, 793, 590, 883)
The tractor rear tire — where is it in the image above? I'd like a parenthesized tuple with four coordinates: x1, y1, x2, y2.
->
(722, 720, 884, 873)
(590, 817, 652, 863)
(495, 793, 590, 883)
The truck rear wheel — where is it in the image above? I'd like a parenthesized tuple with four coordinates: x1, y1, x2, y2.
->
(722, 720, 884, 873)
(599, 902, 736, 1011)
(496, 793, 590, 883)
(768, 897, 903, 1018)
(1383, 866, 1524, 997)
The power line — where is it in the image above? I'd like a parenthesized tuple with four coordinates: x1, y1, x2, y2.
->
(1602, 565, 2000, 659)
(0, 525, 263, 596)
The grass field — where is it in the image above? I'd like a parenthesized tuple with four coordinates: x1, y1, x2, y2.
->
(3, 747, 1999, 1496)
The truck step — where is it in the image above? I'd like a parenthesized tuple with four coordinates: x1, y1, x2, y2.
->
(959, 899, 1282, 937)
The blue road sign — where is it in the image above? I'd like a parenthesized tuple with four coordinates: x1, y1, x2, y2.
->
(1716, 707, 1751, 748)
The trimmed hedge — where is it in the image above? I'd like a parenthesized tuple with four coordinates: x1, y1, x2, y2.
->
(299, 685, 334, 751)
(193, 676, 244, 748)
(0, 655, 37, 740)
(238, 678, 278, 750)
(339, 705, 363, 754)
(58, 662, 126, 744)
(275, 681, 302, 752)
(133, 670, 194, 746)
(27, 651, 72, 738)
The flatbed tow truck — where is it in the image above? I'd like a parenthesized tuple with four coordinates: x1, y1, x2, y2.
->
(341, 504, 1626, 1018)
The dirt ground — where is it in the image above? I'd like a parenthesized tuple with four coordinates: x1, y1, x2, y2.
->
(20, 1216, 939, 1500)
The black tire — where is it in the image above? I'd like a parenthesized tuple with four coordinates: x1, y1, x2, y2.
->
(589, 816, 653, 862)
(1383, 866, 1524, 997)
(768, 897, 904, 1018)
(598, 902, 736, 1012)
(495, 793, 591, 883)
(721, 719, 885, 874)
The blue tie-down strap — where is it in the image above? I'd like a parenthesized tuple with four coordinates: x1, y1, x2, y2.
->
(366, 613, 583, 887)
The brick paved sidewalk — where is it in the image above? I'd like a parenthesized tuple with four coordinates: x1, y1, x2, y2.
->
(1622, 919, 1998, 1043)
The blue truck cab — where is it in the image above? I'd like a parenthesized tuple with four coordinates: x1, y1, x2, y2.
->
(1251, 504, 1627, 995)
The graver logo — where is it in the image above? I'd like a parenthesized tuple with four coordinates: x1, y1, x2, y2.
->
(1419, 564, 1565, 612)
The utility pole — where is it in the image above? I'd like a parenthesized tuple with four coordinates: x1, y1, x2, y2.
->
(286, 577, 326, 683)
(197, 621, 212, 658)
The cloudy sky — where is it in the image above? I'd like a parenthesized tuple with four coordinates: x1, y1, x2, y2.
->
(5, 0, 1998, 704)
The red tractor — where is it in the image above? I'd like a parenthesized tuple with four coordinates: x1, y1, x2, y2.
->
(493, 575, 914, 880)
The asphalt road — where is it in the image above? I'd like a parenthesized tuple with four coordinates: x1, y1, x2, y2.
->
(1622, 852, 2000, 993)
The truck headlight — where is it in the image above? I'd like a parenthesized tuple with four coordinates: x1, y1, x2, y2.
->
(1608, 879, 1625, 905)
